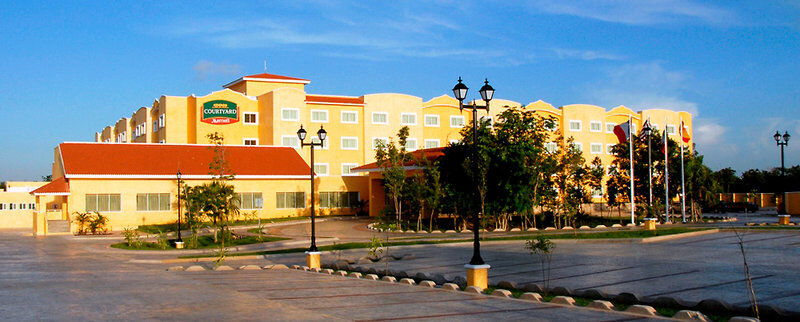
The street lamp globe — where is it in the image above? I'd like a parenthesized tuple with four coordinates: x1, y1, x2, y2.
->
(774, 131, 782, 143)
(452, 77, 468, 103)
(297, 125, 307, 142)
(317, 126, 327, 142)
(479, 79, 494, 103)
(783, 131, 791, 143)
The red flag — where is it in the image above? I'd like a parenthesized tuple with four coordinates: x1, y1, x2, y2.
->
(613, 121, 630, 144)
(681, 121, 691, 143)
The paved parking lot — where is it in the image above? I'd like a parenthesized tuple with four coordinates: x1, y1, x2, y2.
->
(0, 231, 665, 321)
(324, 230, 800, 312)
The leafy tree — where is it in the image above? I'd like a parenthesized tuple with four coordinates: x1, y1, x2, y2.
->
(375, 126, 411, 226)
(525, 236, 555, 295)
(713, 167, 740, 193)
(41, 175, 52, 182)
(684, 151, 720, 220)
(607, 129, 684, 220)
(546, 136, 590, 228)
(488, 108, 555, 230)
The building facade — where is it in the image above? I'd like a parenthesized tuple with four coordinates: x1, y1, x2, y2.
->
(89, 72, 692, 218)
(30, 142, 314, 235)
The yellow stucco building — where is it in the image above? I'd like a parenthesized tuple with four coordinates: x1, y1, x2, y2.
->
(90, 72, 692, 215)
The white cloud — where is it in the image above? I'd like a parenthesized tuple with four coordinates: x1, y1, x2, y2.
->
(587, 62, 698, 115)
(529, 0, 737, 26)
(193, 60, 242, 80)
(552, 48, 624, 61)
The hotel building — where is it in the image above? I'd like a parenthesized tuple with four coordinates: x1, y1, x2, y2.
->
(25, 72, 692, 234)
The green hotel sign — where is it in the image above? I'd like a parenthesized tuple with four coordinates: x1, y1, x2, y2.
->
(201, 100, 239, 125)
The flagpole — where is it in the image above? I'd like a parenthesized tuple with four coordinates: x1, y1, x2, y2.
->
(629, 114, 635, 225)
(664, 117, 669, 223)
(681, 117, 686, 223)
(647, 118, 653, 209)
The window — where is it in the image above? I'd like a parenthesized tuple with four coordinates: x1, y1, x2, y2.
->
(590, 143, 602, 154)
(341, 163, 359, 176)
(281, 108, 300, 121)
(591, 187, 603, 198)
(590, 121, 602, 132)
(606, 122, 616, 133)
(572, 142, 583, 152)
(0, 203, 4, 210)
(607, 144, 615, 155)
(651, 123, 659, 131)
(405, 138, 417, 151)
(152, 120, 158, 132)
(666, 124, 676, 135)
(276, 192, 305, 209)
(319, 192, 360, 208)
(243, 138, 258, 146)
(341, 137, 358, 150)
(86, 194, 121, 212)
(136, 193, 170, 211)
(568, 120, 581, 131)
(372, 112, 388, 125)
(311, 110, 328, 123)
(9, 203, 16, 210)
(372, 137, 389, 150)
(314, 163, 329, 176)
(424, 139, 440, 149)
(158, 114, 165, 128)
(545, 142, 558, 153)
(311, 136, 329, 149)
(244, 112, 258, 125)
(401, 113, 417, 125)
(450, 116, 465, 128)
(341, 111, 358, 124)
(281, 135, 300, 148)
(235, 192, 263, 210)
(19, 203, 26, 210)
(29, 203, 35, 209)
(424, 114, 439, 127)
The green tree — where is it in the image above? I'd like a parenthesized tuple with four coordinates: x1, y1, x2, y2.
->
(488, 108, 555, 230)
(375, 126, 411, 227)
(41, 175, 52, 182)
(684, 151, 720, 220)
(546, 136, 590, 228)
(607, 129, 684, 220)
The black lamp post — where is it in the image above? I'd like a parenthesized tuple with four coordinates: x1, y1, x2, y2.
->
(452, 77, 493, 266)
(774, 131, 790, 175)
(774, 131, 790, 214)
(176, 171, 182, 242)
(298, 125, 327, 252)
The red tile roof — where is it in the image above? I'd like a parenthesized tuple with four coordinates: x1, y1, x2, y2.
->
(56, 143, 310, 178)
(352, 147, 446, 172)
(243, 73, 310, 82)
(223, 73, 311, 88)
(31, 177, 70, 195)
(305, 95, 365, 106)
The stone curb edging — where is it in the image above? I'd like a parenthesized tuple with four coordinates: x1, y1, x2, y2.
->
(320, 262, 794, 320)
(366, 218, 737, 234)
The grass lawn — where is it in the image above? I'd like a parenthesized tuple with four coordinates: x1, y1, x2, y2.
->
(180, 227, 708, 258)
(135, 216, 332, 234)
(111, 235, 288, 250)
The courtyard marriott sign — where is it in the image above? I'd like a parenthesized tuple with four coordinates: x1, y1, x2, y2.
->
(202, 100, 239, 124)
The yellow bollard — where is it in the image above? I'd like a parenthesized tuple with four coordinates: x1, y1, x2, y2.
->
(465, 264, 491, 290)
(306, 251, 321, 269)
(644, 218, 657, 231)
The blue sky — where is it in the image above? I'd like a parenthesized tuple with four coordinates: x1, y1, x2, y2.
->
(1, 1, 799, 181)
